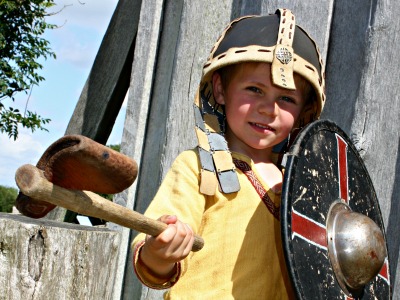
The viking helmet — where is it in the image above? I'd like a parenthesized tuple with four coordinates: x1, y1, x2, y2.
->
(193, 8, 325, 195)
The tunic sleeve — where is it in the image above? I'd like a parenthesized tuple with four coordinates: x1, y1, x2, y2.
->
(131, 149, 206, 289)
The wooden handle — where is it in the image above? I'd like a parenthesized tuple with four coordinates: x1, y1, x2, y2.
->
(15, 164, 204, 252)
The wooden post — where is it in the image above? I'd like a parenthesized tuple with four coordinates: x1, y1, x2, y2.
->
(115, 0, 167, 298)
(0, 213, 120, 299)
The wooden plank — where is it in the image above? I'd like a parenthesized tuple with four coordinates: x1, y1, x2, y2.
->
(134, 0, 232, 214)
(0, 213, 119, 299)
(113, 0, 167, 299)
(322, 0, 400, 296)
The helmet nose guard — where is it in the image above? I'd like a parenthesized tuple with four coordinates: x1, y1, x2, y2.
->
(194, 9, 326, 195)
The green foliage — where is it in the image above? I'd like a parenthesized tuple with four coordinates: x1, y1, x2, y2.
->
(108, 144, 121, 152)
(0, 104, 50, 139)
(98, 193, 114, 201)
(0, 185, 18, 213)
(0, 0, 56, 140)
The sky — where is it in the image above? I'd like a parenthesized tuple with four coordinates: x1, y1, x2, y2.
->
(0, 0, 123, 188)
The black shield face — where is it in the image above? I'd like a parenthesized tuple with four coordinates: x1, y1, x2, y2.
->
(281, 120, 391, 299)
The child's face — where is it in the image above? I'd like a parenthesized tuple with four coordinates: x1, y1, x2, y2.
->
(213, 62, 306, 159)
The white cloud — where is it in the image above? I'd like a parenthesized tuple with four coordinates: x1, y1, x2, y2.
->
(54, 33, 97, 68)
(0, 130, 47, 188)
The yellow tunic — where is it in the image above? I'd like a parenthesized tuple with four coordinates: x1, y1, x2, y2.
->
(132, 149, 294, 299)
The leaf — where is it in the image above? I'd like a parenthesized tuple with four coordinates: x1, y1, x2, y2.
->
(0, 0, 56, 139)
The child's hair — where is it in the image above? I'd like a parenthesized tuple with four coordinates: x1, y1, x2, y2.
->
(193, 9, 325, 196)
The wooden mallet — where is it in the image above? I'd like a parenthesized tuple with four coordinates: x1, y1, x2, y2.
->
(15, 164, 204, 252)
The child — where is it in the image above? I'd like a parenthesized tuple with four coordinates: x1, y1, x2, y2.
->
(132, 8, 325, 299)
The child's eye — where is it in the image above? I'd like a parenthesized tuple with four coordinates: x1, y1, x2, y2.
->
(247, 86, 262, 94)
(279, 96, 295, 103)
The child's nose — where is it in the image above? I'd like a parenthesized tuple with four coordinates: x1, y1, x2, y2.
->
(258, 98, 277, 116)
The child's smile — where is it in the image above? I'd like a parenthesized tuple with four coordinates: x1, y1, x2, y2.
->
(249, 122, 276, 134)
(250, 122, 275, 130)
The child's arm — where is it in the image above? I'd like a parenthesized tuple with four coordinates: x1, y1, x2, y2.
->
(136, 215, 194, 284)
(131, 150, 205, 288)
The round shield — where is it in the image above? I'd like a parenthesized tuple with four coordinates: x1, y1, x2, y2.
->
(281, 120, 391, 299)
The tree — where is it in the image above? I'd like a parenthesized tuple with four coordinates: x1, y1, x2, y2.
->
(0, 0, 56, 140)
(0, 185, 17, 213)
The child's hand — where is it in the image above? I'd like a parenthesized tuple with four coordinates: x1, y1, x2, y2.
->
(139, 215, 194, 278)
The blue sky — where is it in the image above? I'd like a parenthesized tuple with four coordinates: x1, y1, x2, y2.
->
(0, 0, 124, 188)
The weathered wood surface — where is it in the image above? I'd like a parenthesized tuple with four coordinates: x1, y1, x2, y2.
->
(323, 1, 400, 297)
(111, 1, 166, 299)
(0, 213, 120, 300)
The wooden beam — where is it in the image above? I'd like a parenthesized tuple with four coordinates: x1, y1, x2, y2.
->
(65, 0, 142, 144)
(113, 0, 167, 298)
(323, 1, 400, 295)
